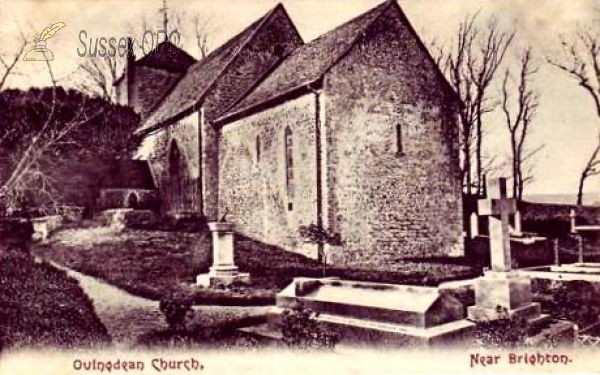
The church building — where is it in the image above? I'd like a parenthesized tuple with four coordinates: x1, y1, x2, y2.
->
(119, 0, 464, 269)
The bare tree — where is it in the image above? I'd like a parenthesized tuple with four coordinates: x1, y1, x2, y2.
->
(501, 48, 540, 202)
(548, 27, 600, 205)
(77, 54, 122, 101)
(3, 64, 84, 210)
(0, 32, 28, 90)
(433, 14, 515, 195)
(192, 13, 213, 59)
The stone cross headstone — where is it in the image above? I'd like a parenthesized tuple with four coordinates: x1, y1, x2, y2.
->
(467, 178, 577, 344)
(477, 177, 516, 272)
(469, 212, 479, 239)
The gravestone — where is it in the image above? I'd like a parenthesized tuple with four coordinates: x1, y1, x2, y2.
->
(196, 221, 250, 287)
(268, 278, 475, 348)
(512, 210, 523, 236)
(31, 215, 63, 241)
(468, 177, 547, 323)
(469, 212, 479, 238)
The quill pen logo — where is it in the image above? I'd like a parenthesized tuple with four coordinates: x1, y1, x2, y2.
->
(24, 22, 66, 61)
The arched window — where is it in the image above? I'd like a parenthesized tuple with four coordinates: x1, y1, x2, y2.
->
(396, 124, 404, 155)
(256, 135, 261, 163)
(285, 126, 294, 211)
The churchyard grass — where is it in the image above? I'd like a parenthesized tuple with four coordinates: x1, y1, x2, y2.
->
(34, 227, 275, 306)
(34, 227, 481, 307)
(0, 250, 111, 351)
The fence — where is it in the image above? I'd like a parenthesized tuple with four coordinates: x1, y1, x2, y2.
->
(159, 177, 202, 214)
(553, 234, 600, 265)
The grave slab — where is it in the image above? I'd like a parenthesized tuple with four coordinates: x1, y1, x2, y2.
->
(268, 278, 476, 348)
(550, 263, 600, 274)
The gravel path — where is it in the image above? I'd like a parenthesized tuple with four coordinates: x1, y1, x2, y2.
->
(51, 262, 167, 348)
(48, 261, 270, 349)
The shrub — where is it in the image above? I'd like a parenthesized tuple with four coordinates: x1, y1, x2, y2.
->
(474, 307, 528, 349)
(159, 292, 194, 332)
(279, 305, 340, 350)
(299, 223, 343, 276)
(541, 280, 600, 328)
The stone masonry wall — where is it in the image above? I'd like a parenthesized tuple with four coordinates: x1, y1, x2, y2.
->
(323, 5, 463, 268)
(116, 66, 180, 118)
(203, 7, 303, 120)
(219, 95, 319, 258)
(202, 6, 303, 220)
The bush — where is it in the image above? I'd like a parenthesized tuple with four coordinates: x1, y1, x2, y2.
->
(159, 292, 194, 332)
(279, 306, 340, 350)
(474, 307, 528, 349)
(540, 280, 600, 328)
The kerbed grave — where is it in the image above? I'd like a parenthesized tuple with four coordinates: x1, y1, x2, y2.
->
(268, 278, 475, 348)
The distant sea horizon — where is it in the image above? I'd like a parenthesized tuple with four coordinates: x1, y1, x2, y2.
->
(524, 192, 600, 206)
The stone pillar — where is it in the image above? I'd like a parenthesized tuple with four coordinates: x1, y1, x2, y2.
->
(196, 222, 250, 287)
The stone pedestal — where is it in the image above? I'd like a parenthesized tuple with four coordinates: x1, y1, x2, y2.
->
(467, 270, 547, 324)
(196, 222, 250, 287)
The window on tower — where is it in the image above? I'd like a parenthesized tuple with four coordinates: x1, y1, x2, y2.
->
(256, 135, 261, 163)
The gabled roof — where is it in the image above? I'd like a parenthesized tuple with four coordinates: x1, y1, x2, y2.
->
(215, 0, 393, 125)
(216, 0, 459, 125)
(135, 5, 286, 136)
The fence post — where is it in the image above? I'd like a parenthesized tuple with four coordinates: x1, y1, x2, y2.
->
(554, 238, 560, 266)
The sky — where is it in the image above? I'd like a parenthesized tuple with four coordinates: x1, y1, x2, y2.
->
(0, 0, 599, 198)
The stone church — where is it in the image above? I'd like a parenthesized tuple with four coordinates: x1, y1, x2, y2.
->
(117, 0, 464, 268)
